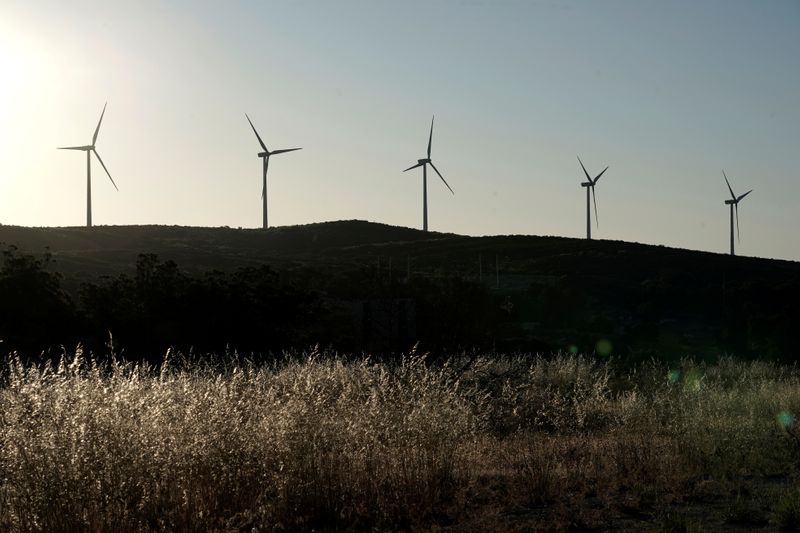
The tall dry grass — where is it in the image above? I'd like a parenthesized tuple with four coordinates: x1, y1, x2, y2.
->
(1, 350, 799, 531)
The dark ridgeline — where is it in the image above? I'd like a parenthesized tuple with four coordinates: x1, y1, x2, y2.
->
(403, 116, 454, 232)
(577, 156, 608, 240)
(245, 114, 302, 229)
(0, 221, 797, 364)
(722, 170, 753, 256)
(58, 102, 119, 227)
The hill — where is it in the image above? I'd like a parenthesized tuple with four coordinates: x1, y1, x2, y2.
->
(0, 221, 442, 280)
(0, 220, 797, 360)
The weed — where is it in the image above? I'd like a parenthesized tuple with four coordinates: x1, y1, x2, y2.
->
(1, 352, 799, 530)
(774, 489, 800, 532)
(724, 493, 768, 526)
(658, 511, 704, 532)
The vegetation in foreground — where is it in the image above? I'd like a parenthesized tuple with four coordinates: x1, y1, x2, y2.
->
(1, 351, 799, 531)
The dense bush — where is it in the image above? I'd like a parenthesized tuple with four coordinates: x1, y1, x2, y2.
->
(0, 247, 505, 360)
(0, 246, 77, 355)
(80, 254, 321, 360)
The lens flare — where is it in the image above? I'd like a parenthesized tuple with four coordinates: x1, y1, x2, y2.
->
(777, 411, 795, 429)
(595, 339, 612, 356)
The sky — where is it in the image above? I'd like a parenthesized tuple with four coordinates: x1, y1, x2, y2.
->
(0, 0, 798, 260)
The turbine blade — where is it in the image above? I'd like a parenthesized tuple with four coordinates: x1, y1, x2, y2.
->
(735, 203, 740, 243)
(592, 186, 599, 228)
(245, 114, 269, 153)
(722, 170, 736, 200)
(93, 150, 118, 191)
(737, 189, 753, 202)
(593, 166, 609, 184)
(92, 102, 107, 146)
(430, 161, 454, 194)
(403, 162, 424, 172)
(577, 156, 591, 181)
(58, 146, 88, 150)
(427, 115, 434, 159)
(270, 148, 302, 155)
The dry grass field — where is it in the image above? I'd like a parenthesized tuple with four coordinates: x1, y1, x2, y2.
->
(1, 350, 800, 531)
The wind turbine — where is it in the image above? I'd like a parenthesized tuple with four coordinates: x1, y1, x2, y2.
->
(245, 114, 301, 229)
(577, 156, 608, 240)
(722, 170, 753, 256)
(58, 103, 118, 227)
(403, 116, 454, 232)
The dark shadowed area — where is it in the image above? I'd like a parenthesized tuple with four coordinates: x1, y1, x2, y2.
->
(0, 220, 797, 362)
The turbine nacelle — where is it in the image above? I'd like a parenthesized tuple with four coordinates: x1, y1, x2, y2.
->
(418, 158, 430, 165)
(724, 199, 736, 205)
(258, 152, 269, 158)
(581, 181, 593, 187)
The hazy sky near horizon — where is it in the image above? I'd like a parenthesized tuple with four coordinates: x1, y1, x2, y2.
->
(0, 0, 798, 260)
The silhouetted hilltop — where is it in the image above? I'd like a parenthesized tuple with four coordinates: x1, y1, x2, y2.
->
(0, 219, 795, 276)
(0, 221, 451, 280)
(0, 220, 797, 360)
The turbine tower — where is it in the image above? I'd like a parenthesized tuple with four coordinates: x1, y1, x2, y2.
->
(245, 114, 302, 229)
(403, 116, 454, 232)
(722, 170, 753, 256)
(577, 156, 608, 240)
(58, 103, 118, 227)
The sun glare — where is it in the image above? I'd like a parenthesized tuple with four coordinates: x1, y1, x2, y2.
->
(0, 21, 51, 223)
(0, 27, 36, 141)
(0, 59, 17, 123)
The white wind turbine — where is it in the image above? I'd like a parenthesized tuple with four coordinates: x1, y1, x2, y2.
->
(722, 170, 753, 256)
(577, 156, 608, 240)
(403, 116, 454, 232)
(58, 103, 118, 227)
(245, 114, 302, 229)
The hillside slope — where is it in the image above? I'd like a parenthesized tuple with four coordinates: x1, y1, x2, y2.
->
(1, 219, 795, 278)
(0, 220, 797, 359)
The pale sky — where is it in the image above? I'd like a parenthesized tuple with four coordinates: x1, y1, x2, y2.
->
(1, 0, 798, 260)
